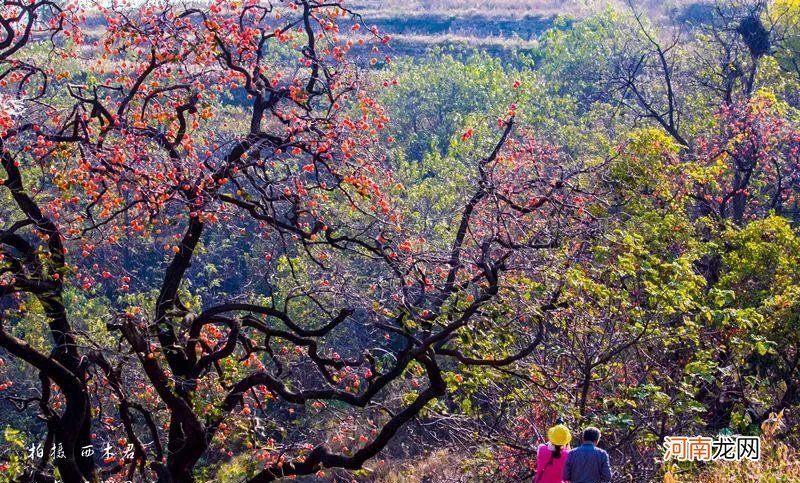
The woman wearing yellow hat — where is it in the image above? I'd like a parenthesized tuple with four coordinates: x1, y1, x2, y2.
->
(534, 422, 572, 483)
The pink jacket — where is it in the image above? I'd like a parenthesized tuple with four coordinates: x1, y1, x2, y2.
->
(535, 443, 569, 483)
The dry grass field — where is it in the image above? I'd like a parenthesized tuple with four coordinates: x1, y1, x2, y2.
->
(350, 0, 707, 19)
(345, 0, 713, 55)
(350, 0, 597, 18)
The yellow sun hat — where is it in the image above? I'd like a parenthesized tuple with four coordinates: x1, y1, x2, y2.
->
(547, 424, 572, 446)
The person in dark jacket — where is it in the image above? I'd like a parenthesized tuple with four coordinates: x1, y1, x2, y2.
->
(563, 427, 613, 483)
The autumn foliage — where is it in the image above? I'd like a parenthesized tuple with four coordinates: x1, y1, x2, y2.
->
(3, 1, 800, 482)
(0, 1, 600, 482)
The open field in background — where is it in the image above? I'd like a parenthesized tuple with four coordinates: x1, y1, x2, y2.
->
(349, 0, 715, 56)
(349, 0, 600, 18)
(351, 0, 707, 18)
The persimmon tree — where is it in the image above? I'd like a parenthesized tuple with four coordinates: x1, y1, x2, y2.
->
(1, 1, 93, 482)
(688, 92, 800, 225)
(1, 1, 598, 482)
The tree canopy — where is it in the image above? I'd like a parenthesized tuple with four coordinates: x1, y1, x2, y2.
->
(1, 1, 800, 482)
